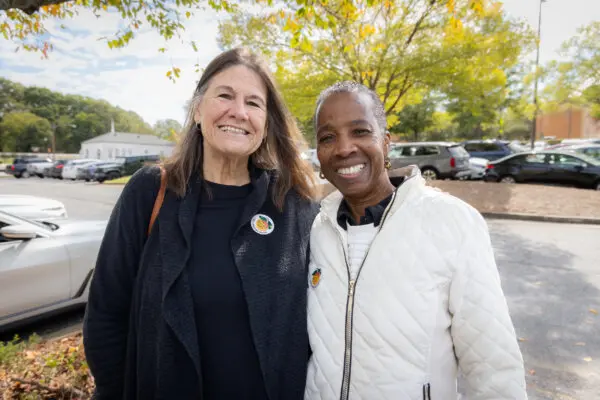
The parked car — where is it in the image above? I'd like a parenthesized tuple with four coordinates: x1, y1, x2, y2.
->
(44, 160, 68, 179)
(5, 157, 52, 178)
(561, 138, 600, 146)
(76, 161, 113, 181)
(563, 144, 600, 161)
(62, 158, 101, 180)
(468, 157, 489, 180)
(26, 158, 55, 178)
(388, 142, 471, 180)
(0, 210, 107, 331)
(484, 150, 600, 190)
(93, 154, 160, 183)
(461, 140, 515, 161)
(0, 195, 68, 221)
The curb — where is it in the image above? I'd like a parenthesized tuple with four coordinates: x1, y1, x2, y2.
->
(482, 212, 600, 225)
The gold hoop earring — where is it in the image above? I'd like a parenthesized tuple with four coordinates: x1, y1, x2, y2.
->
(319, 171, 325, 179)
(384, 157, 392, 170)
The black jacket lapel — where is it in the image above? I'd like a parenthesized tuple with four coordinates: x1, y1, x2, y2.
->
(231, 170, 278, 398)
(159, 177, 202, 383)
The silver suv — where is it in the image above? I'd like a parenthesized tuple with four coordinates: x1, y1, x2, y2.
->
(388, 142, 471, 180)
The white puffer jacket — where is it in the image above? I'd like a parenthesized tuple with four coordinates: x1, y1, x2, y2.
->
(305, 167, 527, 400)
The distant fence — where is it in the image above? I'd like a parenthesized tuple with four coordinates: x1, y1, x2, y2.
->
(0, 152, 80, 160)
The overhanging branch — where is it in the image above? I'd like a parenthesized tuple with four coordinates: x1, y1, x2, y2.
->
(1, 0, 71, 14)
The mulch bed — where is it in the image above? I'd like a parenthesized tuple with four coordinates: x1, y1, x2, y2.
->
(429, 180, 600, 219)
(0, 332, 94, 399)
(318, 179, 600, 219)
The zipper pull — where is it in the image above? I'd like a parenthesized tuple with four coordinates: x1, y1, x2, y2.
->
(349, 280, 355, 295)
(422, 383, 431, 399)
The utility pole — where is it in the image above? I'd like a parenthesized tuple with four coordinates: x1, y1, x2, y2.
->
(530, 0, 546, 150)
(51, 122, 57, 160)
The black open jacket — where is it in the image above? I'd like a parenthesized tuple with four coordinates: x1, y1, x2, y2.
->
(83, 166, 319, 400)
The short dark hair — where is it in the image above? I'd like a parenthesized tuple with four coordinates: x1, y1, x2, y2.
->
(313, 81, 387, 134)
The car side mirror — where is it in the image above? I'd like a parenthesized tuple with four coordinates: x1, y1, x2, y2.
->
(0, 225, 38, 240)
(575, 164, 585, 172)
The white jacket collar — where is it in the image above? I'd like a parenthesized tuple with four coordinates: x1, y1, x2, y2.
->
(320, 165, 426, 221)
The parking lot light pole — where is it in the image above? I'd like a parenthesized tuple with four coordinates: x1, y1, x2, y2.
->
(530, 0, 546, 150)
(51, 122, 57, 161)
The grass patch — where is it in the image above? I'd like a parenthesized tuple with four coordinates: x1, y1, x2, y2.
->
(104, 176, 131, 185)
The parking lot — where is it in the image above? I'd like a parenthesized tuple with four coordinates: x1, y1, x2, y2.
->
(1, 177, 600, 399)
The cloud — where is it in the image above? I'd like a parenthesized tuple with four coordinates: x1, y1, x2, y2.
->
(0, 5, 225, 126)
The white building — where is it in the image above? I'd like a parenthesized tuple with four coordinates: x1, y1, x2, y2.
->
(79, 131, 175, 161)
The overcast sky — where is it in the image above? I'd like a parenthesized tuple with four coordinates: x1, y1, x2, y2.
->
(1, 0, 598, 126)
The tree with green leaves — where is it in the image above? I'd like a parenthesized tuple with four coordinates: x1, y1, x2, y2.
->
(219, 0, 532, 131)
(0, 77, 155, 152)
(389, 97, 436, 141)
(154, 118, 183, 141)
(542, 21, 600, 118)
(0, 111, 52, 151)
(1, 0, 495, 78)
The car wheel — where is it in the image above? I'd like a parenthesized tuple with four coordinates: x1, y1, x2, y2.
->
(421, 167, 438, 181)
(107, 172, 120, 181)
(499, 175, 516, 184)
(594, 180, 600, 191)
(21, 171, 29, 178)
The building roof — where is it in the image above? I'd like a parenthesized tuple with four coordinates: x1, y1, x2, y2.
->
(82, 131, 175, 146)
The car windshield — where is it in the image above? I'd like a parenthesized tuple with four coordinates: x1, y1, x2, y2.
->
(572, 153, 600, 166)
(0, 210, 54, 232)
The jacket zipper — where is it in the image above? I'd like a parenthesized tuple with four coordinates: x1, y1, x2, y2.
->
(335, 190, 398, 400)
(422, 383, 431, 399)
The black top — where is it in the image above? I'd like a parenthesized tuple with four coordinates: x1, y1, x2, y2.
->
(187, 181, 269, 400)
(84, 166, 318, 400)
(337, 192, 394, 230)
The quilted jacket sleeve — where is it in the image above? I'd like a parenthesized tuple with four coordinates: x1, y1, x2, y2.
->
(448, 207, 527, 400)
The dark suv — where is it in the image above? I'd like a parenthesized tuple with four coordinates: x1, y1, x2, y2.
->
(461, 140, 515, 161)
(5, 157, 50, 178)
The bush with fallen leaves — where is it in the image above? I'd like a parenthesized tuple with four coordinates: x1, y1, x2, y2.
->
(0, 332, 94, 399)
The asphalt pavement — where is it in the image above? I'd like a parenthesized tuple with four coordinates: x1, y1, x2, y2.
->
(2, 177, 600, 399)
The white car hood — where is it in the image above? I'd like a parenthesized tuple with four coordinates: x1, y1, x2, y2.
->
(52, 220, 108, 237)
(0, 195, 63, 208)
(0, 195, 67, 220)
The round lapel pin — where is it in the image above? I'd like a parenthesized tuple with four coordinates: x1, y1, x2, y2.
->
(310, 268, 322, 288)
(251, 214, 275, 235)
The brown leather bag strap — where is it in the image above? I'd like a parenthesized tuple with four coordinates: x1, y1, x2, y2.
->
(148, 166, 167, 237)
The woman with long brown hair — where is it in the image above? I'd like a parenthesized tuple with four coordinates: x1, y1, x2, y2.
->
(83, 48, 319, 400)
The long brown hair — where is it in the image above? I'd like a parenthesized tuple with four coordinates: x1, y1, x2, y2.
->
(163, 48, 318, 209)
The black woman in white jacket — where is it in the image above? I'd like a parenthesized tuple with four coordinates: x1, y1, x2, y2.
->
(305, 81, 527, 400)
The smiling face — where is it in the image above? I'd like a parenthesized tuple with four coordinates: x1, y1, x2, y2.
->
(316, 91, 391, 200)
(196, 64, 268, 161)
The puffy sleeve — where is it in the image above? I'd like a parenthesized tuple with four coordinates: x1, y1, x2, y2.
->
(448, 207, 527, 399)
(83, 166, 160, 399)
